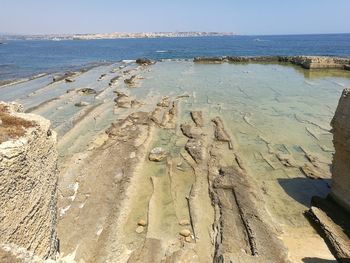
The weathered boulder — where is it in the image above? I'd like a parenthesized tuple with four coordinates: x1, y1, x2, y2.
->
(0, 102, 58, 259)
(136, 58, 154, 65)
(330, 88, 350, 211)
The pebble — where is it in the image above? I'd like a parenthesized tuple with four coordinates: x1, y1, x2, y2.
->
(137, 219, 147, 226)
(136, 226, 144, 234)
(185, 236, 192, 242)
(179, 229, 191, 237)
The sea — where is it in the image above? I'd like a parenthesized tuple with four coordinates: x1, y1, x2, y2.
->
(0, 33, 350, 80)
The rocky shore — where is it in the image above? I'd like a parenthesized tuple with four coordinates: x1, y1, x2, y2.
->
(0, 58, 349, 262)
(194, 55, 350, 70)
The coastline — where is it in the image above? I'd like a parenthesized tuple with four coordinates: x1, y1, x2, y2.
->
(1, 55, 350, 87)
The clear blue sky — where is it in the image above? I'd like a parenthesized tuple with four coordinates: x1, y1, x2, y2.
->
(1, 0, 349, 35)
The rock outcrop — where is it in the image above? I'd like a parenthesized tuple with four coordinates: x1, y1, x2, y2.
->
(331, 88, 350, 211)
(306, 88, 350, 262)
(194, 56, 350, 70)
(0, 102, 58, 259)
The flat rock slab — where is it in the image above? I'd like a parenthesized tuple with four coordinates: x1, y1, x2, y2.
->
(307, 196, 350, 262)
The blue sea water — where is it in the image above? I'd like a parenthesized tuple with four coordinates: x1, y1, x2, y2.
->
(0, 34, 349, 80)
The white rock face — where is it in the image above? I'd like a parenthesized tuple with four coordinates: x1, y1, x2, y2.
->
(0, 102, 58, 259)
(331, 88, 350, 212)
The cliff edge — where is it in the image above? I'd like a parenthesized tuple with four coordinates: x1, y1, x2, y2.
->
(0, 102, 58, 259)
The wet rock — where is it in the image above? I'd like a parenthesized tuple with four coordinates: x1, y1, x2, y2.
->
(212, 116, 233, 149)
(149, 147, 167, 162)
(136, 226, 144, 234)
(124, 75, 137, 85)
(74, 101, 89, 107)
(157, 96, 170, 107)
(77, 88, 97, 95)
(150, 106, 163, 125)
(161, 101, 178, 129)
(138, 219, 147, 226)
(185, 138, 205, 163)
(190, 111, 203, 127)
(179, 229, 191, 237)
(136, 58, 154, 65)
(180, 123, 202, 139)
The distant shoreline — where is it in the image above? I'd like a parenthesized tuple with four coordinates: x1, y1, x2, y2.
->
(0, 32, 235, 41)
(1, 32, 349, 41)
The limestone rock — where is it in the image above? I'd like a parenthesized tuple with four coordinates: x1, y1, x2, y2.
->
(190, 111, 203, 127)
(136, 226, 144, 234)
(138, 219, 147, 226)
(330, 88, 350, 211)
(0, 102, 58, 259)
(185, 138, 205, 163)
(180, 123, 202, 139)
(149, 147, 167, 162)
(179, 229, 191, 237)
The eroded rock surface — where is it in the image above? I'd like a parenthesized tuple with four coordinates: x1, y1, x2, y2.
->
(331, 88, 350, 211)
(0, 102, 58, 259)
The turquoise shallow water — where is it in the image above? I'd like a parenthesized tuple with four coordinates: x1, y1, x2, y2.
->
(137, 61, 350, 224)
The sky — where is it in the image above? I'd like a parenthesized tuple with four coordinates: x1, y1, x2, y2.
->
(0, 0, 349, 35)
